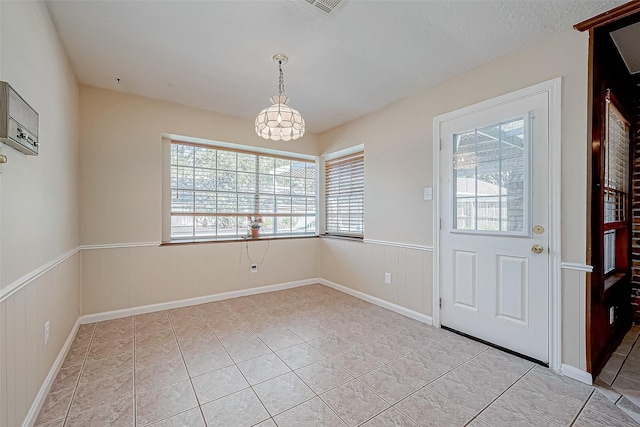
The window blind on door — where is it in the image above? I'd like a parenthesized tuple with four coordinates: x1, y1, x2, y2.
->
(325, 151, 364, 237)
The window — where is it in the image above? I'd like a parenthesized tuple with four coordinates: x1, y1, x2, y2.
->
(170, 141, 316, 240)
(603, 98, 630, 276)
(452, 116, 529, 234)
(325, 151, 364, 237)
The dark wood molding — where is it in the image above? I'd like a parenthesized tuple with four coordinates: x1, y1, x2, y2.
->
(574, 1, 640, 32)
(585, 28, 595, 374)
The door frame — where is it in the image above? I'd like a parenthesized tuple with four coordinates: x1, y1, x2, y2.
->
(432, 78, 563, 371)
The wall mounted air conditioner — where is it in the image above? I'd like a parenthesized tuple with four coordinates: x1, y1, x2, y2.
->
(0, 81, 39, 155)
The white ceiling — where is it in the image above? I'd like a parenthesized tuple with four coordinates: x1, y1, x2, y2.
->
(45, 0, 626, 133)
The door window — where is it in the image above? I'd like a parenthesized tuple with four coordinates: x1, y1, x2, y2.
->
(452, 115, 530, 234)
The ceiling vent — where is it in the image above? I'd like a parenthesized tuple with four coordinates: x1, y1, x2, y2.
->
(304, 0, 343, 15)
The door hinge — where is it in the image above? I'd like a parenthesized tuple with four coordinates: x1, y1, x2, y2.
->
(439, 298, 442, 309)
(439, 139, 442, 151)
(439, 218, 443, 230)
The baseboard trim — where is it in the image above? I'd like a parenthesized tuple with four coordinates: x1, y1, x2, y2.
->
(319, 279, 433, 325)
(79, 279, 319, 324)
(561, 364, 593, 385)
(23, 319, 80, 427)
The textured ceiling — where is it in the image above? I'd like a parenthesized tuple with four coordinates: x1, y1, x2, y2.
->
(45, 0, 626, 133)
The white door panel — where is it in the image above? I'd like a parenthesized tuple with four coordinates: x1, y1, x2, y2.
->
(440, 91, 549, 363)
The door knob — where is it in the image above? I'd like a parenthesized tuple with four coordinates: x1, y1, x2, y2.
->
(531, 244, 544, 254)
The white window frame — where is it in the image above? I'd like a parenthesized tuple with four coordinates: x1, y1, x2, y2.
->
(162, 135, 319, 242)
(324, 145, 365, 238)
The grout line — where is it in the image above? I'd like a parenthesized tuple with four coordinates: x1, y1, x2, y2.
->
(568, 389, 595, 426)
(61, 322, 96, 425)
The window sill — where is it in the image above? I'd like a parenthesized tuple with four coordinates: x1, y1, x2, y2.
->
(320, 234, 364, 242)
(161, 234, 319, 246)
(604, 272, 626, 293)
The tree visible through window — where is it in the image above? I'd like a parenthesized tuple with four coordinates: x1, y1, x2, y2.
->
(170, 142, 316, 240)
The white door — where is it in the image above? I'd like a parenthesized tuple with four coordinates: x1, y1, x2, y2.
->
(439, 91, 549, 363)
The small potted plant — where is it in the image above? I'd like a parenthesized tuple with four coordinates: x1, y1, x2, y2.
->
(248, 216, 262, 238)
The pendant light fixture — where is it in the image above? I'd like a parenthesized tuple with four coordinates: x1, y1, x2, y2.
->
(255, 54, 305, 141)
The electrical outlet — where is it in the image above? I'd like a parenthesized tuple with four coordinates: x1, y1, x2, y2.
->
(44, 321, 50, 345)
(251, 263, 258, 273)
(384, 272, 392, 285)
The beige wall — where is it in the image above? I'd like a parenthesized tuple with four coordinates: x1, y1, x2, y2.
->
(79, 85, 320, 245)
(318, 29, 590, 368)
(0, 1, 81, 426)
(81, 239, 318, 315)
(79, 87, 321, 314)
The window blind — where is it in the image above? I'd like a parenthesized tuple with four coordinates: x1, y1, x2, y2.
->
(325, 151, 364, 237)
(604, 103, 630, 224)
(171, 141, 317, 240)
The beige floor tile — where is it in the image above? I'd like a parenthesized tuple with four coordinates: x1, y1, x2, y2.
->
(183, 346, 234, 377)
(63, 343, 90, 368)
(135, 340, 182, 368)
(86, 335, 134, 361)
(387, 351, 450, 384)
(358, 363, 422, 405)
(582, 391, 638, 426)
(222, 335, 272, 363)
(35, 285, 639, 427)
(274, 396, 347, 427)
(146, 407, 206, 426)
(308, 334, 353, 357)
(358, 337, 408, 361)
(201, 387, 270, 427)
(33, 418, 65, 427)
(49, 363, 82, 393)
(255, 328, 305, 351)
(331, 347, 386, 377)
(503, 381, 587, 425)
(177, 331, 223, 356)
(276, 342, 326, 370)
(253, 371, 315, 415)
(237, 353, 291, 385)
(573, 409, 637, 427)
(75, 323, 96, 341)
(613, 375, 640, 407)
(135, 356, 189, 393)
(70, 370, 133, 414)
(521, 366, 594, 403)
(604, 353, 627, 375)
(191, 365, 249, 404)
(172, 320, 211, 339)
(395, 388, 474, 427)
(451, 362, 518, 396)
(289, 323, 332, 341)
(296, 359, 353, 394)
(34, 386, 74, 426)
(477, 394, 563, 427)
(65, 396, 134, 427)
(136, 379, 198, 425)
(135, 329, 176, 352)
(361, 407, 418, 427)
(321, 379, 389, 426)
(427, 369, 498, 415)
(617, 396, 640, 424)
(80, 352, 133, 383)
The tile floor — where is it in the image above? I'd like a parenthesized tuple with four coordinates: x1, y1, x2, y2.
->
(34, 284, 639, 426)
(595, 324, 640, 423)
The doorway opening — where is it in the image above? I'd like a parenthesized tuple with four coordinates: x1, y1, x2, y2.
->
(576, 4, 640, 379)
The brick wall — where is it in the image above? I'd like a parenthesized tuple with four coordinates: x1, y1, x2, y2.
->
(631, 82, 640, 324)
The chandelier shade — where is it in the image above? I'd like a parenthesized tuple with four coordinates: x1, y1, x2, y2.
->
(255, 55, 305, 141)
